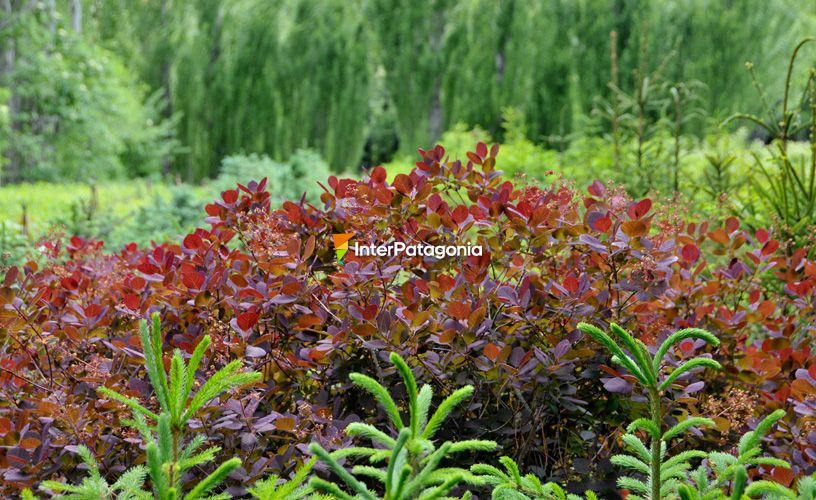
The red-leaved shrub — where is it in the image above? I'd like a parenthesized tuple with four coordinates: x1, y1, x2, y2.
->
(0, 143, 814, 494)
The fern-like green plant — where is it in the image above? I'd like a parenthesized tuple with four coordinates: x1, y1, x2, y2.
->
(308, 352, 497, 499)
(676, 409, 793, 499)
(680, 467, 816, 500)
(36, 444, 150, 499)
(471, 456, 597, 500)
(576, 322, 795, 500)
(248, 457, 330, 500)
(40, 312, 261, 500)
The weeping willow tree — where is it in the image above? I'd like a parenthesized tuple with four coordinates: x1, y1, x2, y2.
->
(91, 0, 370, 178)
(645, 0, 808, 117)
(73, 0, 816, 179)
(432, 0, 645, 144)
(366, 0, 453, 154)
(213, 0, 370, 176)
(440, 0, 807, 144)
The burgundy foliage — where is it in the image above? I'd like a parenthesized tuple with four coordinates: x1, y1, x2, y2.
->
(0, 143, 815, 494)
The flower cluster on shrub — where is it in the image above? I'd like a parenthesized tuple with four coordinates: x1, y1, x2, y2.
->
(0, 143, 814, 495)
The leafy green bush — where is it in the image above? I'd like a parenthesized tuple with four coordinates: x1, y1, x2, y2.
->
(0, 221, 32, 268)
(5, 25, 178, 183)
(110, 184, 206, 248)
(215, 149, 331, 204)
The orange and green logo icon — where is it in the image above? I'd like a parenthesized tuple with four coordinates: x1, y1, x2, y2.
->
(332, 233, 354, 263)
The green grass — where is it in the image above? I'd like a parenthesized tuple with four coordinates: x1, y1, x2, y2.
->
(0, 180, 208, 230)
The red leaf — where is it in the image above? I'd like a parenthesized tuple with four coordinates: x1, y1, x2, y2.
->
(427, 193, 444, 212)
(393, 174, 414, 195)
(761, 239, 780, 256)
(447, 301, 470, 321)
(20, 437, 40, 451)
(452, 205, 469, 224)
(770, 466, 795, 487)
(725, 216, 740, 233)
(756, 228, 769, 243)
(0, 417, 11, 436)
(183, 234, 204, 250)
(222, 189, 239, 203)
(587, 211, 611, 232)
(757, 300, 775, 318)
(628, 199, 652, 219)
(563, 276, 579, 294)
(123, 294, 140, 310)
(61, 277, 79, 290)
(681, 243, 700, 263)
(237, 309, 260, 331)
(588, 180, 606, 197)
(84, 304, 102, 317)
(3, 266, 18, 286)
(476, 142, 488, 158)
(370, 166, 386, 183)
(708, 228, 729, 245)
(484, 343, 501, 362)
(181, 268, 205, 289)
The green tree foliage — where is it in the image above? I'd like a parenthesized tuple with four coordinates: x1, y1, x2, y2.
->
(91, 0, 370, 177)
(3, 0, 815, 182)
(38, 445, 150, 499)
(0, 1, 178, 183)
(724, 38, 816, 242)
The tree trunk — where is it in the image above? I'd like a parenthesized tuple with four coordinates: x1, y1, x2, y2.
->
(429, 79, 442, 145)
(204, 6, 224, 178)
(47, 0, 57, 39)
(160, 0, 173, 175)
(71, 0, 81, 34)
(1, 0, 20, 185)
(427, 0, 445, 145)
